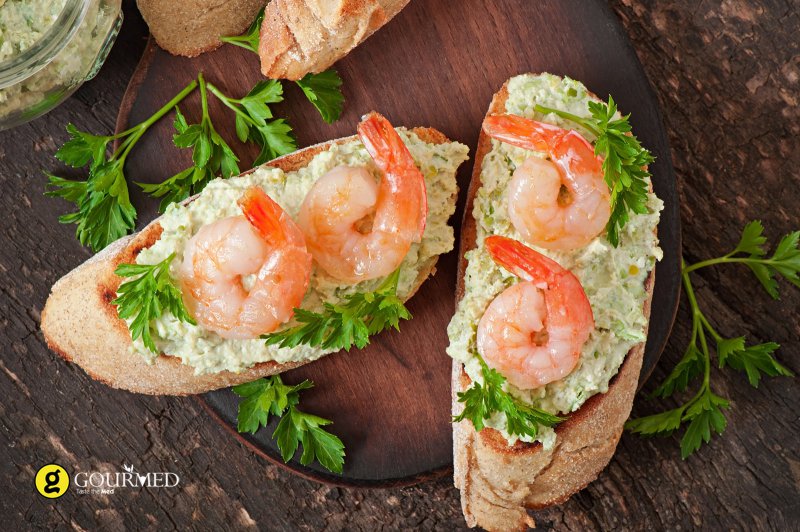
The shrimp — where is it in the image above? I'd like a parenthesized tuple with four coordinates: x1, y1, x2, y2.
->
(297, 112, 427, 283)
(483, 114, 611, 250)
(179, 186, 312, 339)
(476, 235, 594, 390)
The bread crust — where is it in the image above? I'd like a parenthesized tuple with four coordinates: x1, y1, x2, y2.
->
(258, 0, 410, 80)
(41, 127, 454, 396)
(451, 78, 656, 530)
(136, 0, 267, 58)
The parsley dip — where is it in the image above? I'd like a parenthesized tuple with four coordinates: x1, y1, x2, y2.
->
(0, 0, 121, 128)
(0, 0, 67, 61)
(131, 130, 469, 374)
(446, 73, 663, 449)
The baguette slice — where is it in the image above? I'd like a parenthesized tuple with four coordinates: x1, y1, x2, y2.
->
(41, 127, 456, 396)
(137, 0, 268, 57)
(258, 0, 410, 80)
(452, 79, 656, 531)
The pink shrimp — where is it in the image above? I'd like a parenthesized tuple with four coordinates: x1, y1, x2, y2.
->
(477, 235, 594, 390)
(483, 114, 610, 250)
(297, 112, 427, 283)
(179, 186, 312, 339)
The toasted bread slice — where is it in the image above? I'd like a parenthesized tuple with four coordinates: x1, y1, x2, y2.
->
(451, 80, 656, 530)
(258, 0, 410, 80)
(42, 127, 458, 396)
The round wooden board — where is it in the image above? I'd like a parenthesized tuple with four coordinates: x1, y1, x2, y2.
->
(116, 0, 681, 486)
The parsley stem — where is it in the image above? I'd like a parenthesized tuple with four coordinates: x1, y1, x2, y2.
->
(198, 73, 210, 121)
(378, 268, 402, 292)
(683, 259, 725, 344)
(698, 313, 723, 343)
(206, 82, 258, 126)
(682, 260, 712, 391)
(681, 260, 701, 319)
(117, 127, 146, 161)
(220, 35, 250, 50)
(111, 78, 199, 159)
(683, 256, 771, 274)
(533, 104, 601, 136)
(145, 79, 199, 128)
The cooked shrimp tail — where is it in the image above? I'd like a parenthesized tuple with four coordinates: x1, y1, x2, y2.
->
(358, 112, 427, 240)
(484, 234, 565, 284)
(238, 186, 290, 244)
(483, 114, 568, 153)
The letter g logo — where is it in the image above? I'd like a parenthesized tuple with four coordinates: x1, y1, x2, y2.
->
(35, 464, 69, 499)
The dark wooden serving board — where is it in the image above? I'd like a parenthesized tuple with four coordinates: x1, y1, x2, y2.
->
(116, 0, 681, 486)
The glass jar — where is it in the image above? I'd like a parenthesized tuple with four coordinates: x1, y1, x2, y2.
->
(0, 0, 122, 130)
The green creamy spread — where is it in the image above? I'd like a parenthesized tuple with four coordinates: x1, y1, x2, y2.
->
(133, 129, 469, 375)
(0, 0, 67, 61)
(0, 0, 119, 122)
(446, 73, 663, 448)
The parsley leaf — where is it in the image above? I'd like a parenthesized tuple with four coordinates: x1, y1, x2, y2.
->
(454, 354, 563, 439)
(732, 220, 768, 255)
(45, 80, 199, 251)
(625, 407, 684, 437)
(680, 390, 729, 459)
(208, 80, 297, 166)
(627, 222, 795, 457)
(275, 407, 345, 473)
(220, 7, 264, 54)
(140, 75, 240, 211)
(296, 69, 345, 124)
(233, 376, 345, 474)
(45, 158, 137, 252)
(112, 253, 195, 353)
(650, 344, 704, 399)
(263, 268, 411, 351)
(684, 220, 800, 299)
(249, 118, 296, 165)
(234, 376, 312, 433)
(535, 96, 654, 247)
(55, 123, 111, 169)
(717, 338, 792, 387)
(628, 384, 730, 460)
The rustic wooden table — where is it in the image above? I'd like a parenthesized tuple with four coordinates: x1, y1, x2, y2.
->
(2, 1, 797, 529)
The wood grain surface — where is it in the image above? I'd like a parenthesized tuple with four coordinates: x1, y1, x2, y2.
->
(114, 0, 679, 486)
(2, 0, 798, 529)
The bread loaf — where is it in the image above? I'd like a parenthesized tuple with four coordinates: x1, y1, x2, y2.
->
(137, 0, 267, 57)
(258, 0, 410, 80)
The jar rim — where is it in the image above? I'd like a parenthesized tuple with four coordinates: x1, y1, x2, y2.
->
(0, 0, 89, 89)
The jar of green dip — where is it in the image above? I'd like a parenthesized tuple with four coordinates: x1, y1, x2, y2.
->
(0, 0, 122, 130)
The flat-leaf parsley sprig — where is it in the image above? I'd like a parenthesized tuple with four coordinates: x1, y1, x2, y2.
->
(206, 79, 297, 166)
(112, 253, 196, 354)
(626, 221, 796, 458)
(46, 80, 198, 251)
(454, 353, 564, 439)
(220, 12, 345, 124)
(263, 268, 411, 351)
(535, 96, 654, 247)
(233, 376, 345, 473)
(140, 74, 241, 211)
